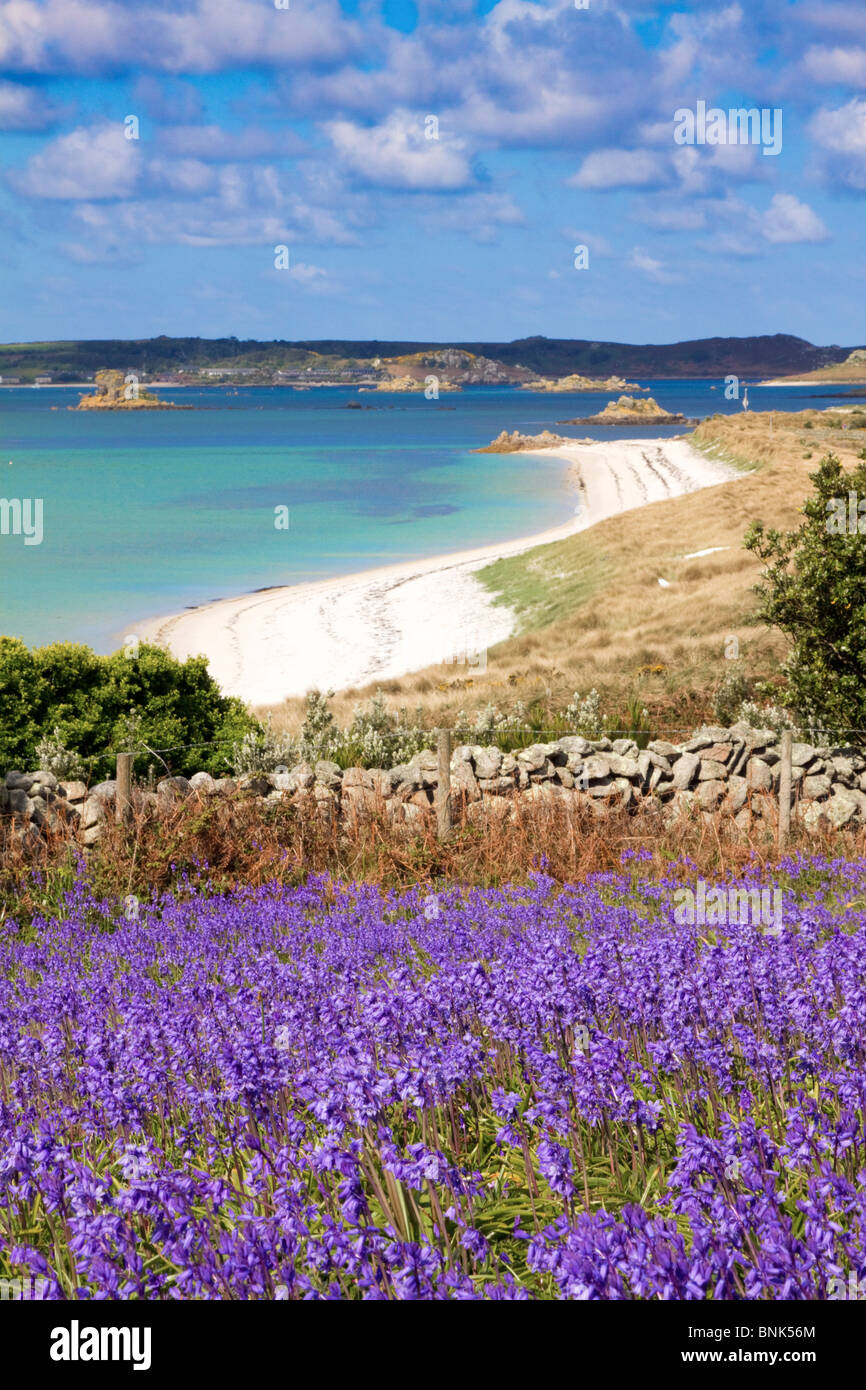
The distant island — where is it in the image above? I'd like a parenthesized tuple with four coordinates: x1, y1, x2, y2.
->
(521, 373, 646, 393)
(559, 395, 695, 426)
(70, 369, 193, 411)
(759, 349, 866, 387)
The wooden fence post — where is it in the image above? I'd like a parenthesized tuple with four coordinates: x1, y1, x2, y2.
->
(116, 752, 133, 824)
(778, 729, 792, 850)
(436, 728, 452, 841)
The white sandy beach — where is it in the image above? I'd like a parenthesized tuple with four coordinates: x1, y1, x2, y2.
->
(137, 438, 734, 706)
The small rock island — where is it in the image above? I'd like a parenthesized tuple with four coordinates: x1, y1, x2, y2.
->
(473, 429, 578, 452)
(559, 395, 695, 426)
(522, 373, 646, 393)
(71, 369, 192, 411)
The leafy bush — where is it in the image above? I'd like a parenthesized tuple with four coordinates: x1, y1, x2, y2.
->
(745, 454, 866, 734)
(0, 638, 257, 781)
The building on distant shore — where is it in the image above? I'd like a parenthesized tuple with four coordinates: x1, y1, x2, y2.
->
(275, 367, 371, 381)
(35, 375, 52, 384)
(201, 367, 259, 377)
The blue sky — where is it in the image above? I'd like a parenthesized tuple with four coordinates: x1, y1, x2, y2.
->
(0, 0, 864, 344)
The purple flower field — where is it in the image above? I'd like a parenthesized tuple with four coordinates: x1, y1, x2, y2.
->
(1, 855, 865, 1300)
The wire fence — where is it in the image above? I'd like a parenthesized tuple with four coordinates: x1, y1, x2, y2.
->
(24, 723, 866, 773)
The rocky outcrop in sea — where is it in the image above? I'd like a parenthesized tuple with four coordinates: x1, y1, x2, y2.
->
(71, 369, 192, 411)
(473, 429, 583, 452)
(559, 395, 696, 426)
(523, 374, 646, 393)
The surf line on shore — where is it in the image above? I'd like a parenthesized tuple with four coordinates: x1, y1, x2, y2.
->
(135, 438, 734, 706)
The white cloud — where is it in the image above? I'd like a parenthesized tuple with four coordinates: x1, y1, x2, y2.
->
(147, 157, 216, 196)
(628, 247, 683, 283)
(66, 171, 355, 253)
(0, 79, 59, 129)
(810, 98, 866, 190)
(284, 261, 336, 292)
(0, 0, 361, 75)
(9, 121, 141, 199)
(631, 200, 708, 232)
(419, 189, 524, 241)
(802, 45, 866, 85)
(569, 149, 670, 190)
(326, 112, 474, 191)
(570, 229, 614, 257)
(760, 192, 829, 244)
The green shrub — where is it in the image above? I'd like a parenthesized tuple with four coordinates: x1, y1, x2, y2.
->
(745, 453, 866, 734)
(0, 638, 257, 781)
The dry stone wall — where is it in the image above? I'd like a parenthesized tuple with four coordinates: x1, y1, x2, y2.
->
(3, 721, 866, 849)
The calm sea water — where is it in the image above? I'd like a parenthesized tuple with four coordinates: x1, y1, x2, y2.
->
(1, 378, 861, 652)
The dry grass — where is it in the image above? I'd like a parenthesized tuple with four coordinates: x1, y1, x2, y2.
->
(258, 408, 866, 737)
(4, 788, 865, 924)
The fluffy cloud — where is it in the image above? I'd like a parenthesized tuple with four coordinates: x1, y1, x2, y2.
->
(0, 0, 361, 75)
(326, 112, 475, 191)
(810, 98, 866, 190)
(760, 192, 828, 244)
(59, 151, 359, 257)
(9, 122, 141, 198)
(628, 246, 683, 283)
(147, 156, 217, 196)
(282, 261, 336, 292)
(0, 0, 858, 284)
(802, 45, 866, 85)
(569, 148, 670, 190)
(0, 79, 60, 129)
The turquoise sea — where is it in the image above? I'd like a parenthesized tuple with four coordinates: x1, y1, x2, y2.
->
(1, 379, 861, 653)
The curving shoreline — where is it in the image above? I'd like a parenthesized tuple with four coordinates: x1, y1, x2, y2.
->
(136, 438, 735, 706)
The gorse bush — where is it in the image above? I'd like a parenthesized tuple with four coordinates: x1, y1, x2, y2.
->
(0, 638, 257, 781)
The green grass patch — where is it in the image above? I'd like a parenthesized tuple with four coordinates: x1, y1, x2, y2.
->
(477, 533, 616, 631)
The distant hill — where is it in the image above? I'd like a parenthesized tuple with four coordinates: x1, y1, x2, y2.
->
(296, 334, 855, 379)
(0, 332, 857, 384)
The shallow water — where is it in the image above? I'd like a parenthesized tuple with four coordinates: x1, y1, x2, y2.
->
(0, 379, 858, 651)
